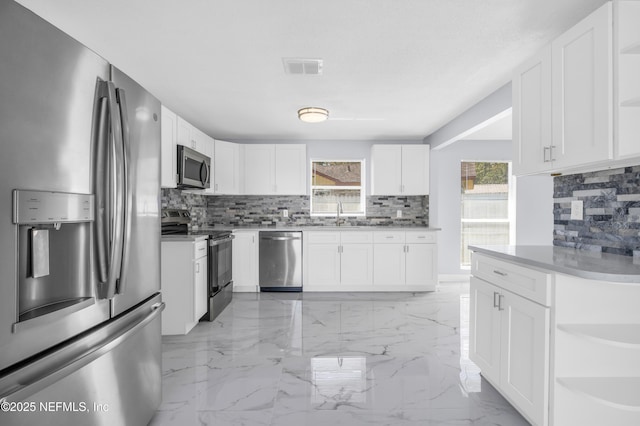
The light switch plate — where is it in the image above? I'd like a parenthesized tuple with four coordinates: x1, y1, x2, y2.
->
(571, 200, 583, 220)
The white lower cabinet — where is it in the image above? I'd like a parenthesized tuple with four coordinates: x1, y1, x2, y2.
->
(161, 238, 208, 335)
(305, 231, 373, 289)
(470, 253, 551, 426)
(232, 231, 258, 291)
(373, 231, 437, 290)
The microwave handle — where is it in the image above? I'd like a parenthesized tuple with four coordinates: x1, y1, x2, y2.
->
(200, 160, 210, 187)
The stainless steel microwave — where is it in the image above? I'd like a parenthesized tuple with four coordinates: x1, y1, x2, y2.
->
(177, 145, 211, 189)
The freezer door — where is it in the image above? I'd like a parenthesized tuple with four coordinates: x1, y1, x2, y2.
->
(0, 295, 164, 426)
(109, 66, 162, 316)
(0, 0, 111, 372)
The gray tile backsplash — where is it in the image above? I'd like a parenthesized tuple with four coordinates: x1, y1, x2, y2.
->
(161, 189, 428, 227)
(553, 165, 640, 256)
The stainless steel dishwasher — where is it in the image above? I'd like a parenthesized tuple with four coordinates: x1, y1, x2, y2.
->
(259, 231, 302, 292)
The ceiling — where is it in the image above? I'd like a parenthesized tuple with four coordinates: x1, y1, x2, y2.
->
(16, 0, 608, 142)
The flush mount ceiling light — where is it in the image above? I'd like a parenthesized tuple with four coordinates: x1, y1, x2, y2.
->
(298, 107, 329, 123)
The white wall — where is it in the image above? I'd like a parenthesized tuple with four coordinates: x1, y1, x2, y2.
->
(430, 140, 553, 276)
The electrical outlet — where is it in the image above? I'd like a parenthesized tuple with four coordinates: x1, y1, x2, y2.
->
(282, 209, 288, 218)
(570, 200, 583, 220)
(396, 210, 402, 218)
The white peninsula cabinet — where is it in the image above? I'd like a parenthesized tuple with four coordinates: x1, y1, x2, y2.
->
(231, 230, 259, 291)
(470, 247, 640, 426)
(514, 1, 640, 176)
(371, 145, 429, 196)
(244, 144, 306, 195)
(161, 238, 208, 335)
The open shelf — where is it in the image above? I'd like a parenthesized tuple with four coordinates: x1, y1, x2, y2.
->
(620, 97, 640, 107)
(557, 324, 640, 348)
(556, 377, 640, 411)
(621, 41, 640, 55)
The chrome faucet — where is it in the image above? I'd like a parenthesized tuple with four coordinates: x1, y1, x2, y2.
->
(336, 201, 344, 226)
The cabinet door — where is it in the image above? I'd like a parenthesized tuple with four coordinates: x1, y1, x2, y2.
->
(275, 144, 307, 195)
(176, 117, 194, 149)
(341, 243, 373, 286)
(373, 244, 405, 285)
(306, 243, 341, 286)
(190, 126, 210, 155)
(512, 46, 552, 176)
(469, 277, 501, 384)
(244, 144, 275, 194)
(405, 243, 436, 290)
(401, 145, 430, 195)
(371, 145, 402, 195)
(214, 140, 240, 194)
(551, 3, 612, 169)
(160, 106, 178, 188)
(194, 256, 208, 321)
(232, 232, 257, 288)
(499, 290, 550, 426)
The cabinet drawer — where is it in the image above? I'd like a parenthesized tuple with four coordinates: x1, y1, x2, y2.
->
(374, 231, 405, 244)
(194, 240, 208, 259)
(341, 231, 373, 244)
(306, 231, 340, 244)
(406, 232, 436, 244)
(471, 252, 551, 306)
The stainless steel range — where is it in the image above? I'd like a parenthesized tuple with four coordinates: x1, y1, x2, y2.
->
(161, 209, 233, 321)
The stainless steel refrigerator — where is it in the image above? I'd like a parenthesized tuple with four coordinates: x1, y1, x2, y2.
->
(0, 1, 164, 425)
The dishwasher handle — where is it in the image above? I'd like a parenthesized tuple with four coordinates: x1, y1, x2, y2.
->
(260, 235, 301, 241)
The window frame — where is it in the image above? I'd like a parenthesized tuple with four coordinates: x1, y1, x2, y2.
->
(309, 159, 366, 217)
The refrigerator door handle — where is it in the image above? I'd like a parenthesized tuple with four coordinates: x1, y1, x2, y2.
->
(95, 81, 125, 299)
(0, 301, 165, 402)
(115, 87, 132, 296)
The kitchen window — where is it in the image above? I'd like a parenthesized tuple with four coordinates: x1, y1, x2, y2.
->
(460, 161, 514, 267)
(310, 160, 365, 216)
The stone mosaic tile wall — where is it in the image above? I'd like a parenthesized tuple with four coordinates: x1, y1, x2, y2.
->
(553, 166, 640, 256)
(161, 189, 429, 227)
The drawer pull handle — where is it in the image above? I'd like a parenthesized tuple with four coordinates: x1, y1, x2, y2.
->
(493, 292, 500, 308)
(385, 236, 394, 239)
(493, 270, 507, 277)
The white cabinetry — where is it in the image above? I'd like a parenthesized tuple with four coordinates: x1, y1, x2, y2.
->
(161, 238, 208, 335)
(552, 275, 640, 426)
(214, 140, 240, 194)
(551, 2, 612, 170)
(244, 144, 306, 195)
(512, 46, 552, 175)
(232, 231, 258, 291)
(373, 231, 437, 290)
(470, 253, 552, 426)
(371, 145, 429, 195)
(160, 105, 178, 188)
(305, 231, 373, 289)
(177, 117, 208, 153)
(615, 1, 640, 159)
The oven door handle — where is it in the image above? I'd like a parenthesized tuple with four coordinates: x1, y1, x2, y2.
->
(208, 235, 234, 246)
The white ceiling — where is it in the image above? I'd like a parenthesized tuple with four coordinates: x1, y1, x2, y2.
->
(16, 0, 608, 142)
(461, 113, 513, 140)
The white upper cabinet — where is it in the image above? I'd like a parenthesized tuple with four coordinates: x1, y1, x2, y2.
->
(275, 144, 307, 195)
(512, 46, 552, 175)
(160, 105, 178, 188)
(244, 144, 306, 195)
(512, 2, 640, 176)
(371, 145, 429, 195)
(551, 2, 612, 170)
(214, 140, 240, 194)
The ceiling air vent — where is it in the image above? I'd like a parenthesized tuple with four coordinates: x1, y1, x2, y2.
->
(282, 58, 323, 75)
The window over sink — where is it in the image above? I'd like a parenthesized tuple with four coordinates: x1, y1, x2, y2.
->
(310, 160, 365, 216)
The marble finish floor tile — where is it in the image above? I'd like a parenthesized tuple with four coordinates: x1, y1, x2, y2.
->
(149, 282, 530, 425)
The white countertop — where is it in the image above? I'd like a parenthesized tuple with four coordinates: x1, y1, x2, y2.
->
(469, 245, 640, 283)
